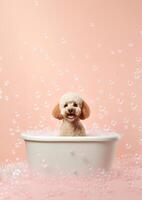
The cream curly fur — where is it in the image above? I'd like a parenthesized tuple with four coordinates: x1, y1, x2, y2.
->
(52, 92, 90, 136)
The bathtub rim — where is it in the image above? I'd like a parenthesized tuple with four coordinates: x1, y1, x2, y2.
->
(21, 132, 120, 142)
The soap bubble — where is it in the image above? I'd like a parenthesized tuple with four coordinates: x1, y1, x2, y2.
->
(110, 120, 117, 127)
(130, 92, 136, 98)
(120, 63, 125, 68)
(130, 102, 138, 111)
(128, 42, 134, 47)
(110, 50, 115, 55)
(116, 98, 124, 105)
(33, 104, 40, 111)
(89, 22, 95, 27)
(73, 74, 79, 81)
(10, 132, 15, 136)
(108, 93, 114, 100)
(124, 125, 128, 130)
(128, 80, 133, 87)
(19, 55, 24, 61)
(118, 108, 123, 113)
(108, 80, 115, 86)
(12, 169, 22, 177)
(97, 43, 102, 48)
(14, 112, 20, 118)
(117, 49, 123, 54)
(34, 0, 39, 6)
(4, 96, 9, 101)
(92, 65, 99, 71)
(34, 91, 41, 99)
(41, 32, 48, 40)
(139, 30, 142, 35)
(125, 143, 132, 150)
(123, 117, 129, 124)
(60, 37, 67, 44)
(131, 124, 136, 128)
(136, 56, 142, 62)
(4, 80, 10, 87)
(70, 53, 76, 59)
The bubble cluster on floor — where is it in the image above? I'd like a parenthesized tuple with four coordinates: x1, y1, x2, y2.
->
(0, 155, 142, 200)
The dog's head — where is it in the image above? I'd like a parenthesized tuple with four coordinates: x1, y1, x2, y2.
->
(52, 92, 90, 122)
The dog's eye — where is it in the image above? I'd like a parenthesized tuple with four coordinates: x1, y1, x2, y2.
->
(64, 104, 68, 108)
(73, 103, 78, 107)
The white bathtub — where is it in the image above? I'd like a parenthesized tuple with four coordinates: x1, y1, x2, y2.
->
(21, 133, 120, 175)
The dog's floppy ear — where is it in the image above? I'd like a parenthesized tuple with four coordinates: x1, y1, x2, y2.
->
(52, 104, 63, 120)
(80, 100, 90, 120)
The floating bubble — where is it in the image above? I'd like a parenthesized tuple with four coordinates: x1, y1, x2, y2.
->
(15, 94, 20, 98)
(110, 120, 117, 127)
(33, 104, 40, 111)
(33, 47, 38, 52)
(97, 43, 102, 48)
(14, 112, 20, 118)
(118, 108, 123, 113)
(128, 43, 134, 47)
(4, 80, 10, 87)
(12, 119, 17, 124)
(73, 74, 79, 81)
(120, 92, 125, 96)
(125, 143, 132, 150)
(89, 22, 95, 27)
(23, 41, 28, 45)
(117, 49, 123, 54)
(44, 54, 49, 61)
(124, 125, 129, 130)
(84, 54, 90, 59)
(123, 117, 129, 124)
(34, 0, 39, 6)
(128, 80, 133, 87)
(130, 92, 136, 98)
(108, 93, 114, 100)
(4, 96, 9, 101)
(15, 157, 20, 161)
(70, 53, 76, 59)
(110, 50, 115, 55)
(134, 72, 141, 80)
(34, 91, 41, 99)
(136, 56, 142, 62)
(12, 150, 16, 155)
(120, 63, 125, 68)
(98, 89, 104, 94)
(10, 132, 15, 136)
(138, 126, 142, 132)
(131, 124, 136, 128)
(130, 102, 138, 111)
(19, 55, 24, 61)
(117, 98, 124, 105)
(60, 37, 67, 44)
(12, 169, 22, 177)
(41, 32, 48, 40)
(108, 80, 115, 86)
(92, 65, 99, 71)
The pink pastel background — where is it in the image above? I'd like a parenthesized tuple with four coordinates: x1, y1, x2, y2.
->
(0, 0, 142, 164)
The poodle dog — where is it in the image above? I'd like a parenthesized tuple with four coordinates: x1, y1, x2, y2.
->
(52, 92, 90, 136)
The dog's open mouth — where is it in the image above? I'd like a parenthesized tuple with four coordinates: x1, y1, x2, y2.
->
(66, 114, 76, 121)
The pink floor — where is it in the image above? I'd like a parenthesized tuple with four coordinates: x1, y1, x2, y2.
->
(0, 155, 142, 200)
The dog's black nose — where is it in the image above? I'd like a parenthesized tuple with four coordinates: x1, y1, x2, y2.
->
(68, 108, 74, 113)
